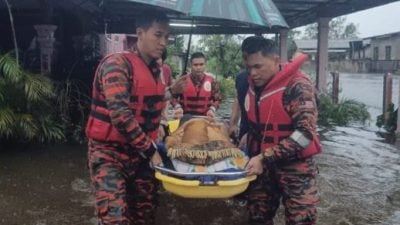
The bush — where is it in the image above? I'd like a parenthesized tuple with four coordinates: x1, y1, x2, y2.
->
(54, 78, 91, 144)
(376, 103, 397, 133)
(0, 52, 65, 144)
(318, 94, 370, 127)
(218, 78, 236, 99)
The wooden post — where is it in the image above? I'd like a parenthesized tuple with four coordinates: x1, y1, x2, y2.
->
(316, 17, 331, 93)
(279, 29, 289, 63)
(383, 73, 393, 123)
(396, 83, 400, 136)
(331, 71, 339, 104)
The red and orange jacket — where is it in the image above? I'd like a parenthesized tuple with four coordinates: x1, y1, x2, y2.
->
(85, 52, 166, 151)
(246, 54, 321, 161)
(171, 73, 220, 115)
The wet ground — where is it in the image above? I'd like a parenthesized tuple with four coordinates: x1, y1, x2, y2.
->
(0, 145, 93, 225)
(1, 73, 400, 225)
(1, 127, 399, 225)
(317, 127, 400, 225)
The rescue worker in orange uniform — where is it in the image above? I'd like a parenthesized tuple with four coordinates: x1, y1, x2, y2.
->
(243, 36, 321, 225)
(85, 11, 185, 225)
(171, 52, 220, 119)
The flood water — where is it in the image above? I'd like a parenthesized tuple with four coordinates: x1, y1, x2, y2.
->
(1, 73, 400, 225)
(338, 73, 400, 129)
(316, 73, 400, 225)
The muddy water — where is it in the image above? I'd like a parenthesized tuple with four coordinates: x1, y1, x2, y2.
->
(1, 73, 400, 225)
(318, 127, 400, 225)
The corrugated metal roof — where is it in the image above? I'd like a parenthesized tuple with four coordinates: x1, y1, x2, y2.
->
(1, 0, 399, 34)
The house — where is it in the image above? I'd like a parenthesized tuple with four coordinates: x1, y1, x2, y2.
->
(349, 31, 400, 73)
(294, 39, 357, 72)
(294, 39, 355, 61)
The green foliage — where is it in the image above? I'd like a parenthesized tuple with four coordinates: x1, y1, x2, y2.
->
(197, 35, 242, 78)
(302, 16, 359, 39)
(0, 52, 65, 144)
(170, 35, 185, 54)
(36, 115, 65, 143)
(217, 78, 236, 100)
(376, 103, 397, 132)
(54, 79, 91, 144)
(342, 23, 359, 39)
(318, 94, 370, 127)
(170, 61, 181, 78)
(303, 23, 319, 39)
(166, 35, 185, 76)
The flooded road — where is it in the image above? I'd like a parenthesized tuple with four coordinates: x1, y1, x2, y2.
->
(338, 73, 400, 129)
(318, 127, 400, 225)
(1, 73, 400, 225)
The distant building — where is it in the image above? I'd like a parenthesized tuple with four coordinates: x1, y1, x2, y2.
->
(349, 31, 400, 73)
(294, 39, 355, 61)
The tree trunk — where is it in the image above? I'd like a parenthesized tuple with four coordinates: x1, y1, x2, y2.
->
(4, 0, 19, 65)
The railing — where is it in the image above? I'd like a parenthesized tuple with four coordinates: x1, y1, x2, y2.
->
(368, 60, 400, 73)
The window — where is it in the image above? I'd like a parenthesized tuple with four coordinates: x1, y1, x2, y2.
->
(385, 46, 391, 60)
(373, 47, 379, 60)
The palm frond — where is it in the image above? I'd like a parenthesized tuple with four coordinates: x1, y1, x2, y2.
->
(0, 82, 4, 101)
(37, 116, 65, 143)
(23, 72, 54, 101)
(0, 107, 16, 137)
(0, 52, 22, 83)
(16, 114, 38, 140)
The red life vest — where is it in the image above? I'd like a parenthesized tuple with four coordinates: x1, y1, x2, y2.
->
(245, 54, 321, 159)
(181, 73, 214, 115)
(85, 52, 166, 144)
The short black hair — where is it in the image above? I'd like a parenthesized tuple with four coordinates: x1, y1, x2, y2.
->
(135, 11, 169, 30)
(241, 36, 263, 52)
(190, 52, 206, 62)
(241, 36, 278, 57)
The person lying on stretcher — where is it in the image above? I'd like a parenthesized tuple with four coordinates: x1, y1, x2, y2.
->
(158, 117, 249, 174)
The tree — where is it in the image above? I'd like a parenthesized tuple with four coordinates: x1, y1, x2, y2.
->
(303, 23, 318, 39)
(0, 52, 65, 144)
(329, 16, 346, 39)
(4, 0, 19, 64)
(168, 35, 185, 55)
(196, 35, 242, 79)
(341, 23, 359, 39)
(166, 35, 185, 77)
(302, 16, 359, 39)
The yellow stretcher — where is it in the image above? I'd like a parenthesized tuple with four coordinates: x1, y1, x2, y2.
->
(155, 119, 256, 198)
(155, 166, 256, 198)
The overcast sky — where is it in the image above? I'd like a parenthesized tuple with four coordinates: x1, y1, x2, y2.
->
(344, 1, 400, 37)
(298, 1, 400, 38)
(190, 1, 400, 45)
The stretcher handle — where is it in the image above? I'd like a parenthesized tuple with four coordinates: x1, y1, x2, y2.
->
(154, 165, 248, 177)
